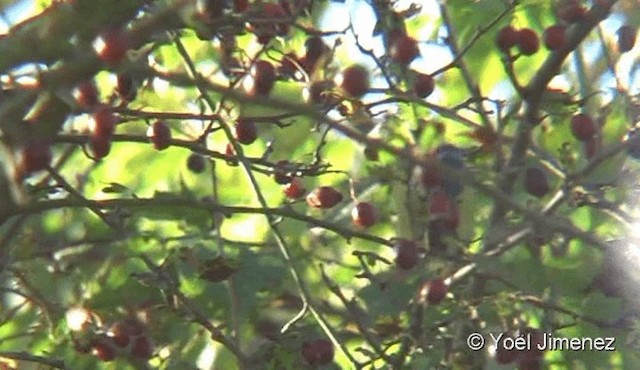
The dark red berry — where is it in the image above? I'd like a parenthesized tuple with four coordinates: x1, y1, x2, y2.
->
(352, 202, 377, 228)
(19, 141, 52, 174)
(187, 153, 206, 173)
(413, 73, 434, 98)
(89, 136, 112, 159)
(283, 177, 306, 199)
(115, 73, 137, 102)
(91, 105, 117, 140)
(524, 166, 550, 197)
(94, 27, 131, 65)
(91, 338, 116, 362)
(234, 118, 258, 145)
(570, 113, 597, 141)
(496, 25, 520, 52)
(618, 25, 637, 53)
(306, 186, 343, 209)
(301, 339, 334, 366)
(543, 25, 566, 50)
(389, 34, 420, 65)
(338, 65, 370, 98)
(394, 239, 420, 270)
(131, 335, 153, 359)
(517, 28, 540, 55)
(147, 120, 172, 150)
(249, 60, 276, 96)
(73, 80, 99, 108)
(558, 0, 586, 23)
(420, 278, 448, 305)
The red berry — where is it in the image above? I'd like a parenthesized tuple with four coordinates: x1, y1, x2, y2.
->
(414, 73, 435, 98)
(301, 339, 334, 366)
(558, 0, 586, 23)
(94, 27, 131, 65)
(147, 120, 172, 150)
(389, 34, 420, 65)
(73, 80, 99, 108)
(273, 160, 292, 184)
(543, 25, 566, 50)
(517, 28, 540, 55)
(187, 153, 206, 173)
(91, 105, 117, 140)
(234, 118, 258, 145)
(338, 65, 370, 98)
(420, 278, 448, 305)
(91, 338, 116, 362)
(618, 25, 637, 53)
(19, 141, 52, 174)
(306, 186, 343, 209)
(570, 113, 597, 141)
(496, 25, 520, 52)
(115, 73, 137, 102)
(248, 60, 276, 96)
(394, 239, 420, 270)
(524, 166, 550, 197)
(89, 136, 112, 159)
(131, 335, 153, 359)
(283, 177, 306, 199)
(352, 202, 377, 228)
